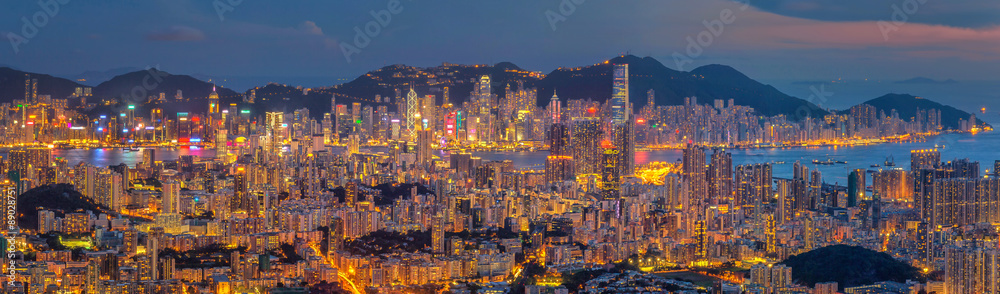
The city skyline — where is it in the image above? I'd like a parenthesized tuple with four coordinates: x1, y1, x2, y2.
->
(1, 1, 998, 294)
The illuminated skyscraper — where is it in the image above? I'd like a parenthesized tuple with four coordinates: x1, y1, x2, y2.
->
(847, 169, 865, 207)
(694, 220, 707, 260)
(708, 149, 733, 203)
(162, 180, 179, 214)
(946, 244, 999, 294)
(479, 75, 492, 110)
(432, 214, 445, 253)
(416, 128, 433, 166)
(735, 163, 772, 207)
(208, 86, 220, 114)
(611, 64, 629, 124)
(30, 78, 38, 103)
(571, 118, 602, 175)
(345, 180, 358, 208)
(911, 149, 940, 171)
(549, 90, 561, 123)
(85, 260, 101, 293)
(443, 86, 450, 104)
(231, 167, 252, 213)
(612, 119, 635, 176)
(683, 145, 708, 211)
(406, 87, 418, 135)
(600, 144, 620, 201)
(7, 148, 29, 181)
(328, 217, 345, 254)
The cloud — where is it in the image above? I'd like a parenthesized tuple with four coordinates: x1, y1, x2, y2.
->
(742, 0, 1000, 29)
(145, 25, 206, 41)
(299, 21, 324, 35)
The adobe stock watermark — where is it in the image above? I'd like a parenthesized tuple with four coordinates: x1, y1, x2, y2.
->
(672, 0, 750, 71)
(214, 0, 243, 22)
(340, 0, 410, 64)
(794, 84, 834, 121)
(5, 186, 17, 286)
(545, 0, 586, 32)
(878, 0, 929, 41)
(125, 65, 169, 105)
(6, 0, 71, 55)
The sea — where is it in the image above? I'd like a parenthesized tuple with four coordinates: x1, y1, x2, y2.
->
(44, 131, 1000, 184)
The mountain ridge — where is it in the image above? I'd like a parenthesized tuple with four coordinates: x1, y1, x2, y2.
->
(0, 55, 986, 130)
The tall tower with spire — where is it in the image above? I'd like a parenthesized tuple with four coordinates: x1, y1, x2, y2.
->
(549, 89, 561, 123)
(406, 87, 418, 136)
(208, 85, 220, 114)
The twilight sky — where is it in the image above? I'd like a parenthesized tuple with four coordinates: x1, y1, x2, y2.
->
(1, 0, 999, 84)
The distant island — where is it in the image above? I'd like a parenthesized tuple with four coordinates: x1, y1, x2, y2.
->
(895, 77, 959, 84)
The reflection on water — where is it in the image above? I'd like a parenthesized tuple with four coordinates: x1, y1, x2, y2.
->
(465, 132, 1000, 183)
(33, 132, 1000, 184)
(50, 147, 217, 168)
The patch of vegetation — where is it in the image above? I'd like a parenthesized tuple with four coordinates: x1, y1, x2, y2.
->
(18, 184, 108, 231)
(781, 245, 921, 290)
(159, 244, 249, 269)
(344, 230, 430, 255)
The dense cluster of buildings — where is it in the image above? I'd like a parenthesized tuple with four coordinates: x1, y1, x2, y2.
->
(0, 66, 995, 294)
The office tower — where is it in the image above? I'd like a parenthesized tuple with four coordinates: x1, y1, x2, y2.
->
(610, 64, 629, 124)
(216, 129, 228, 154)
(611, 120, 635, 176)
(549, 123, 571, 156)
(549, 90, 561, 123)
(736, 163, 772, 207)
(694, 220, 707, 260)
(142, 149, 155, 169)
(915, 222, 930, 268)
(647, 89, 655, 106)
(847, 169, 864, 207)
(809, 169, 822, 208)
(162, 180, 180, 214)
(600, 144, 620, 201)
(995, 160, 1000, 176)
(146, 230, 162, 280)
(432, 214, 445, 253)
(683, 145, 708, 211)
(345, 180, 358, 208)
(85, 261, 101, 293)
(478, 75, 492, 109)
(30, 78, 38, 103)
(416, 128, 433, 166)
(7, 148, 29, 180)
(708, 149, 733, 203)
(24, 74, 31, 101)
(749, 263, 792, 292)
(911, 149, 940, 171)
(945, 245, 999, 294)
(231, 167, 252, 214)
(477, 75, 493, 142)
(944, 158, 980, 178)
(545, 156, 574, 185)
(850, 103, 877, 130)
(571, 118, 602, 175)
(328, 217, 345, 254)
(872, 169, 911, 202)
(208, 86, 220, 114)
(545, 123, 574, 183)
(406, 87, 418, 135)
(443, 86, 450, 104)
(776, 179, 793, 224)
(929, 178, 1000, 228)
